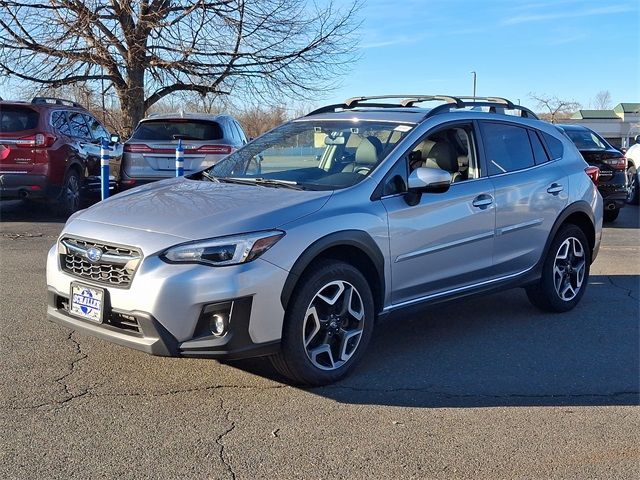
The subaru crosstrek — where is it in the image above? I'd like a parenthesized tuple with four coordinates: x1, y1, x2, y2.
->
(46, 95, 603, 386)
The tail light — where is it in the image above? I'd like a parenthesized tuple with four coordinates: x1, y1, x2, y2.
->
(601, 157, 627, 170)
(585, 166, 600, 185)
(16, 133, 57, 148)
(196, 145, 233, 155)
(124, 143, 153, 153)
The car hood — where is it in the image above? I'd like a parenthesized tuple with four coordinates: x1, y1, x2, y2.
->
(71, 177, 332, 240)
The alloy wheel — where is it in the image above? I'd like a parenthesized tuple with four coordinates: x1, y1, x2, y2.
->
(627, 168, 637, 202)
(302, 280, 365, 371)
(553, 237, 586, 301)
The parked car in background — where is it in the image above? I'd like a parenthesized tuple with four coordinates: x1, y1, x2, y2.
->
(47, 95, 602, 386)
(121, 113, 247, 189)
(623, 135, 640, 205)
(556, 124, 627, 222)
(0, 97, 122, 215)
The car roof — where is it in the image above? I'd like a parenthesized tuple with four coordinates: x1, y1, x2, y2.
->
(140, 112, 230, 122)
(0, 100, 87, 112)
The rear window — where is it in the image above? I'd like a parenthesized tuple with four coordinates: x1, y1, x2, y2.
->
(0, 106, 39, 132)
(564, 129, 606, 150)
(131, 120, 223, 141)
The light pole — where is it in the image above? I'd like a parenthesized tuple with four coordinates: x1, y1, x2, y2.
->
(470, 71, 477, 100)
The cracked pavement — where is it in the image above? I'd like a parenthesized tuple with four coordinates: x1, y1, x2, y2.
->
(0, 200, 638, 479)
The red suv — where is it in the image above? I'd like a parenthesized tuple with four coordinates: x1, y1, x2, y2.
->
(0, 97, 122, 215)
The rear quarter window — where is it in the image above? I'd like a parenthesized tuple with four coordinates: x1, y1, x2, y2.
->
(528, 130, 550, 165)
(0, 106, 39, 132)
(541, 132, 564, 160)
(132, 120, 223, 141)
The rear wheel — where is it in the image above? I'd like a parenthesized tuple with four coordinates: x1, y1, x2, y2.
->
(270, 260, 375, 386)
(526, 224, 591, 312)
(627, 165, 639, 205)
(603, 207, 620, 222)
(57, 169, 82, 217)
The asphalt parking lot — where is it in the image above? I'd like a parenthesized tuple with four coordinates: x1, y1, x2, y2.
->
(0, 200, 638, 479)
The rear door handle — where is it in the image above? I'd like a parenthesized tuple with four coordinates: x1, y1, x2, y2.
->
(472, 194, 494, 208)
(547, 183, 564, 195)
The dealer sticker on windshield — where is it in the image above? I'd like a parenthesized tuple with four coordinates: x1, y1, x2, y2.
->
(70, 283, 104, 323)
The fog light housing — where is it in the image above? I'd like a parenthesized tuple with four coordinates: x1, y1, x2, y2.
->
(196, 301, 232, 338)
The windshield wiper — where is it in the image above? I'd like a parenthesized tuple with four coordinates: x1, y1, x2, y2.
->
(225, 177, 304, 190)
(201, 170, 220, 182)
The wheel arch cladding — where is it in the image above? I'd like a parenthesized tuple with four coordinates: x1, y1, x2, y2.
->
(280, 230, 385, 315)
(544, 201, 596, 261)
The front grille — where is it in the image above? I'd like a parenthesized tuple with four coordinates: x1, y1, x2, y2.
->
(60, 237, 142, 288)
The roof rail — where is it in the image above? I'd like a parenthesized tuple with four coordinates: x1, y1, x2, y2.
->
(306, 95, 539, 120)
(31, 97, 83, 108)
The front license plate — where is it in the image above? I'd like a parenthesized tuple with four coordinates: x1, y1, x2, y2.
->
(69, 283, 104, 323)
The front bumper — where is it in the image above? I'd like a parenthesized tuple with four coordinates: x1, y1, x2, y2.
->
(46, 239, 288, 360)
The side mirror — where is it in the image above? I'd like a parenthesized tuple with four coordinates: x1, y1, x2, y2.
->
(110, 134, 121, 144)
(635, 135, 640, 144)
(408, 167, 451, 192)
(405, 167, 451, 206)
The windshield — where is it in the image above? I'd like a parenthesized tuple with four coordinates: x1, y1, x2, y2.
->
(205, 120, 414, 190)
(565, 129, 608, 150)
(132, 119, 223, 141)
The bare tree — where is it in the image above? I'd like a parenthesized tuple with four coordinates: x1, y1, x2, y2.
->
(0, 0, 360, 135)
(593, 90, 612, 110)
(529, 93, 581, 123)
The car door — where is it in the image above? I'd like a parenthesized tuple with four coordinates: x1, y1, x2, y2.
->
(480, 121, 568, 277)
(380, 123, 496, 306)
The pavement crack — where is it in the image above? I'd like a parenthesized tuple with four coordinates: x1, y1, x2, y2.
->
(52, 331, 89, 409)
(607, 276, 639, 301)
(216, 397, 237, 480)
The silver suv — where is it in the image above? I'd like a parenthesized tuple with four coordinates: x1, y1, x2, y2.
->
(46, 95, 603, 386)
(120, 112, 247, 189)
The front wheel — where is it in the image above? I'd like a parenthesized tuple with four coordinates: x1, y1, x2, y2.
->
(270, 260, 375, 386)
(526, 224, 591, 312)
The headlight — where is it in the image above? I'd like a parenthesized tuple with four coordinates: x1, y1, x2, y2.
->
(161, 230, 285, 267)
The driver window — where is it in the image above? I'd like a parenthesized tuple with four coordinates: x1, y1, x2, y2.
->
(408, 125, 479, 182)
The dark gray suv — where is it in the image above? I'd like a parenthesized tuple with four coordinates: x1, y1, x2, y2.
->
(47, 95, 603, 385)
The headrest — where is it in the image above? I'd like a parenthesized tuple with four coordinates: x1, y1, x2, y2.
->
(355, 137, 379, 166)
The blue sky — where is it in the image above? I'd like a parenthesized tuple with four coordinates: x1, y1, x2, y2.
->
(1, 0, 637, 112)
(323, 0, 640, 109)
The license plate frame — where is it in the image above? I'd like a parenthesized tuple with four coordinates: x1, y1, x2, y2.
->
(69, 282, 105, 324)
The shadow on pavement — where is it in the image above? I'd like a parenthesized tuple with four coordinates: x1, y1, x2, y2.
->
(233, 274, 639, 408)
(0, 200, 67, 223)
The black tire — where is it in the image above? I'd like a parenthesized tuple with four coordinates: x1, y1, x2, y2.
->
(56, 169, 83, 217)
(526, 224, 591, 313)
(270, 260, 375, 386)
(627, 166, 639, 205)
(603, 207, 620, 223)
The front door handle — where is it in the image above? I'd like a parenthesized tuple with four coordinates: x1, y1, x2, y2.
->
(547, 183, 564, 195)
(472, 194, 494, 208)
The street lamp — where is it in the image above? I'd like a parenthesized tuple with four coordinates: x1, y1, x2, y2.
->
(470, 71, 477, 99)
